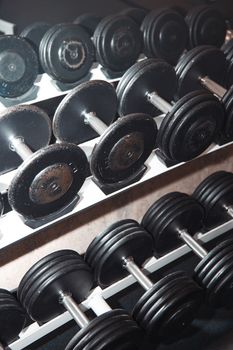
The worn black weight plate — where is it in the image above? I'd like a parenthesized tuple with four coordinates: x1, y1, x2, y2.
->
(0, 105, 51, 175)
(20, 22, 51, 74)
(133, 272, 188, 323)
(90, 113, 157, 183)
(120, 8, 147, 26)
(53, 80, 117, 144)
(158, 91, 223, 161)
(117, 58, 177, 117)
(26, 260, 93, 323)
(208, 262, 233, 307)
(74, 13, 102, 36)
(146, 283, 202, 340)
(20, 253, 83, 307)
(194, 238, 233, 277)
(65, 310, 127, 350)
(222, 40, 233, 87)
(142, 192, 192, 245)
(195, 243, 233, 284)
(0, 35, 38, 98)
(0, 302, 26, 344)
(93, 15, 142, 72)
(85, 219, 138, 266)
(186, 6, 226, 48)
(8, 143, 88, 219)
(176, 46, 227, 97)
(40, 24, 95, 83)
(143, 8, 188, 65)
(222, 86, 233, 138)
(94, 230, 154, 287)
(168, 94, 223, 162)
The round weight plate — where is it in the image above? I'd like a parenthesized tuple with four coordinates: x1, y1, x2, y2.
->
(0, 105, 51, 175)
(133, 272, 188, 323)
(186, 6, 226, 48)
(8, 143, 88, 219)
(167, 94, 223, 161)
(74, 13, 102, 36)
(53, 80, 117, 143)
(0, 302, 26, 344)
(93, 15, 142, 72)
(40, 23, 95, 83)
(176, 46, 227, 97)
(143, 8, 188, 65)
(0, 35, 38, 98)
(194, 238, 233, 277)
(117, 58, 177, 117)
(158, 91, 224, 161)
(26, 260, 93, 323)
(90, 113, 157, 183)
(195, 242, 233, 283)
(120, 8, 147, 26)
(222, 86, 233, 139)
(85, 219, 138, 266)
(20, 22, 51, 74)
(222, 40, 233, 87)
(143, 193, 204, 255)
(94, 230, 154, 287)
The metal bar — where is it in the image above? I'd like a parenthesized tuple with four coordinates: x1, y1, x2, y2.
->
(9, 219, 233, 350)
(122, 257, 153, 290)
(223, 204, 233, 218)
(83, 111, 107, 135)
(147, 92, 173, 114)
(178, 229, 208, 259)
(59, 293, 89, 328)
(199, 76, 226, 98)
(9, 137, 32, 161)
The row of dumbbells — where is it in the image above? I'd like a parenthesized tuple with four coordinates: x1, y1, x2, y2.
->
(2, 169, 233, 348)
(0, 5, 231, 98)
(2, 44, 233, 224)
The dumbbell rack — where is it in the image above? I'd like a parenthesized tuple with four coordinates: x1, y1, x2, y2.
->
(8, 217, 233, 350)
(0, 18, 15, 35)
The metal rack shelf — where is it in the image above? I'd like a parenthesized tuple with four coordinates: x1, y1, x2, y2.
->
(9, 218, 233, 350)
(0, 140, 232, 252)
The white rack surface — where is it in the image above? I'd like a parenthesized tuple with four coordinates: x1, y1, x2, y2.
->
(0, 19, 15, 34)
(9, 218, 233, 350)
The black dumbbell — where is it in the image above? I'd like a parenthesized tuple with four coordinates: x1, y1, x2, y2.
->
(0, 35, 38, 98)
(73, 13, 102, 36)
(39, 23, 95, 84)
(53, 80, 157, 187)
(20, 22, 52, 74)
(0, 289, 26, 345)
(141, 8, 189, 65)
(175, 46, 233, 141)
(120, 7, 147, 26)
(18, 250, 143, 350)
(85, 219, 203, 341)
(142, 192, 233, 307)
(117, 58, 224, 163)
(185, 5, 227, 48)
(193, 171, 233, 229)
(0, 105, 88, 220)
(222, 39, 233, 88)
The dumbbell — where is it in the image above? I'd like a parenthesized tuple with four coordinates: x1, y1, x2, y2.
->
(0, 105, 88, 220)
(120, 7, 147, 26)
(176, 45, 233, 141)
(53, 80, 157, 188)
(117, 58, 224, 163)
(39, 23, 95, 84)
(141, 8, 189, 65)
(185, 5, 227, 48)
(20, 22, 51, 74)
(193, 171, 233, 229)
(85, 219, 203, 341)
(18, 250, 143, 350)
(73, 13, 102, 36)
(222, 39, 233, 88)
(0, 35, 38, 98)
(142, 192, 233, 307)
(0, 289, 26, 345)
(76, 13, 142, 74)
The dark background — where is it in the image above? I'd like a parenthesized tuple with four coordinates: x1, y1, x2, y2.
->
(0, 0, 233, 33)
